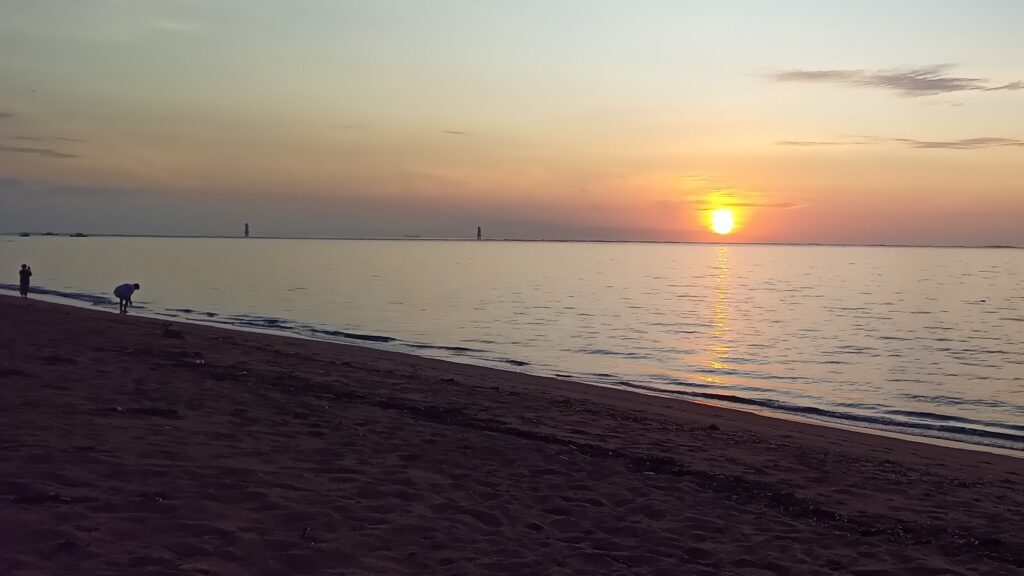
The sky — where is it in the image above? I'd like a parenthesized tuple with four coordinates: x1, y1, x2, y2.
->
(1, 0, 1022, 245)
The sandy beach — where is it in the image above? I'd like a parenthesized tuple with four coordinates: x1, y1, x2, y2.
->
(1, 295, 1022, 575)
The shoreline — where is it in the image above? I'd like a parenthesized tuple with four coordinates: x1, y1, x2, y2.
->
(3, 286, 1020, 457)
(2, 295, 1024, 574)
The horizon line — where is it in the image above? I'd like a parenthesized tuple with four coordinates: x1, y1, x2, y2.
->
(2, 232, 1020, 250)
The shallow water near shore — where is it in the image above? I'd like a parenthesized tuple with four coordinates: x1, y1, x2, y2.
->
(3, 236, 1023, 451)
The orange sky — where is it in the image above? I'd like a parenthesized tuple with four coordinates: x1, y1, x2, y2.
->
(1, 1, 1022, 245)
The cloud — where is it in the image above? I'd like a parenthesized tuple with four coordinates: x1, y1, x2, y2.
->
(10, 135, 87, 143)
(0, 178, 135, 198)
(152, 19, 203, 34)
(770, 65, 1024, 97)
(777, 140, 863, 147)
(730, 201, 800, 209)
(922, 100, 964, 107)
(0, 144, 79, 159)
(0, 112, 13, 119)
(443, 130, 467, 135)
(696, 200, 801, 210)
(777, 136, 1024, 150)
(890, 137, 1024, 149)
(682, 188, 803, 212)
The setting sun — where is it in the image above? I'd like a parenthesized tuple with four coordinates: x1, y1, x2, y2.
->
(710, 209, 735, 235)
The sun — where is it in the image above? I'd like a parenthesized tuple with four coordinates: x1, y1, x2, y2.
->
(710, 208, 735, 235)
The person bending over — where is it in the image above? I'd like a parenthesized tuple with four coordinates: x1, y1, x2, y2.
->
(113, 282, 140, 314)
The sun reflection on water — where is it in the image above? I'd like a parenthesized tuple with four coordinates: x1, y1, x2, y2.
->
(699, 246, 732, 384)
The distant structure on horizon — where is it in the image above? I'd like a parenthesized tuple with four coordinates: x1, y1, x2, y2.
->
(476, 226, 482, 240)
(244, 222, 250, 238)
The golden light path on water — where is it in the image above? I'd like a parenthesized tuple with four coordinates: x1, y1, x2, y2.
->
(698, 246, 732, 386)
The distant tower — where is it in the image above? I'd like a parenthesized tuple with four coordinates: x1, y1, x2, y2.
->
(244, 222, 250, 238)
(476, 226, 482, 240)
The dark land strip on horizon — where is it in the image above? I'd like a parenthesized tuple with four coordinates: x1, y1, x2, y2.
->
(2, 232, 1020, 249)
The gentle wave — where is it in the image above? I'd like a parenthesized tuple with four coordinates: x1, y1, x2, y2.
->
(606, 380, 1024, 448)
(0, 283, 114, 306)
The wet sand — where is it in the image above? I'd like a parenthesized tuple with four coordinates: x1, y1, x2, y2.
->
(1, 295, 1022, 575)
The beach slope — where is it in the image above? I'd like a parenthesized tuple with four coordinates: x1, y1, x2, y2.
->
(1, 296, 1022, 575)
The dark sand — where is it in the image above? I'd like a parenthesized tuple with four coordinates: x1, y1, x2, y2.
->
(1, 295, 1022, 575)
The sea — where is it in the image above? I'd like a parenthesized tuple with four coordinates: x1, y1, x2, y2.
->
(3, 236, 1022, 453)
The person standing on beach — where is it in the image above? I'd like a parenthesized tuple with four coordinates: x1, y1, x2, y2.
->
(113, 282, 140, 314)
(18, 264, 31, 298)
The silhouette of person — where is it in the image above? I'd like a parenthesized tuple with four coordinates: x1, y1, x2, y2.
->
(18, 264, 31, 298)
(114, 283, 140, 314)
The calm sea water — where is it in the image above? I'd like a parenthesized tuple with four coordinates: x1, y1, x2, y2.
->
(3, 236, 1023, 452)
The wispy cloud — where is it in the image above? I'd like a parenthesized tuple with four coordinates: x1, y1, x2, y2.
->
(0, 178, 135, 198)
(778, 140, 865, 147)
(10, 135, 87, 143)
(695, 200, 801, 211)
(443, 130, 468, 135)
(770, 65, 1024, 97)
(0, 145, 79, 159)
(730, 201, 800, 209)
(152, 19, 203, 34)
(0, 112, 13, 120)
(777, 136, 1024, 150)
(891, 137, 1024, 149)
(683, 188, 804, 211)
